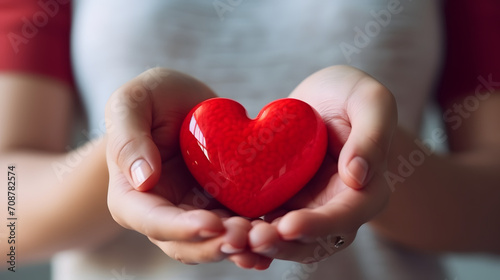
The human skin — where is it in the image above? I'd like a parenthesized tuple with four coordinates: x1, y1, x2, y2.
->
(104, 66, 396, 267)
(2, 65, 499, 270)
(105, 66, 500, 267)
(0, 73, 121, 265)
(247, 67, 500, 262)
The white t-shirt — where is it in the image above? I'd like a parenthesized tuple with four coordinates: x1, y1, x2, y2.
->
(55, 1, 446, 279)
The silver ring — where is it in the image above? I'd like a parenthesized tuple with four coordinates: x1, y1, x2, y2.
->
(334, 236, 345, 248)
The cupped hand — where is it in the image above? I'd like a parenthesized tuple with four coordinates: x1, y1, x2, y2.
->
(248, 65, 398, 263)
(105, 68, 271, 268)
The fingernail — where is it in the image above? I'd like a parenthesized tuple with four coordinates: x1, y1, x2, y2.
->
(199, 230, 222, 239)
(253, 244, 278, 255)
(347, 156, 369, 186)
(221, 243, 243, 254)
(131, 159, 152, 188)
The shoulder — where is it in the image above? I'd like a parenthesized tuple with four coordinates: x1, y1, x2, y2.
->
(0, 0, 73, 87)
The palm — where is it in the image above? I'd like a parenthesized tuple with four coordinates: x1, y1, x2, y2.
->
(280, 155, 345, 211)
(246, 66, 396, 264)
(149, 154, 221, 210)
(141, 104, 227, 210)
(107, 68, 275, 267)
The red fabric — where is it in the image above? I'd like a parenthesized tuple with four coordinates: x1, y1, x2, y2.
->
(0, 0, 73, 86)
(439, 0, 500, 104)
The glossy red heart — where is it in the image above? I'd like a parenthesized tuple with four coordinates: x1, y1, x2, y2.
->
(180, 98, 327, 218)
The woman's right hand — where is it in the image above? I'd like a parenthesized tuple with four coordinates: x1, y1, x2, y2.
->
(105, 68, 272, 269)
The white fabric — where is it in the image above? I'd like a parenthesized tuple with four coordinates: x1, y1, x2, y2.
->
(57, 0, 446, 279)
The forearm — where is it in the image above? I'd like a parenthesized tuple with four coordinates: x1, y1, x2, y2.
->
(371, 127, 500, 253)
(0, 137, 121, 265)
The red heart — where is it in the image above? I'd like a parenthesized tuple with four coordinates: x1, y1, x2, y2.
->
(180, 98, 327, 218)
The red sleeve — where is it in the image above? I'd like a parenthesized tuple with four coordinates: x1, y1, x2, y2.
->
(438, 0, 500, 104)
(0, 0, 73, 86)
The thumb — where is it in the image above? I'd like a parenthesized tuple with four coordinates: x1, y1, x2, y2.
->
(105, 75, 161, 191)
(105, 68, 218, 191)
(338, 78, 397, 189)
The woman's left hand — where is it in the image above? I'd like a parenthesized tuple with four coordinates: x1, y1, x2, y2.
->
(245, 65, 397, 263)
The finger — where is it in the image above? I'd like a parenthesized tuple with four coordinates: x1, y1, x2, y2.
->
(249, 220, 354, 262)
(338, 76, 397, 189)
(254, 257, 274, 270)
(249, 222, 280, 255)
(105, 73, 160, 191)
(107, 164, 224, 241)
(289, 65, 397, 189)
(228, 253, 273, 270)
(277, 208, 353, 241)
(151, 237, 223, 265)
(276, 175, 389, 241)
(105, 68, 216, 191)
(220, 217, 252, 255)
(271, 233, 355, 263)
(154, 217, 252, 264)
(227, 252, 259, 269)
(227, 219, 274, 270)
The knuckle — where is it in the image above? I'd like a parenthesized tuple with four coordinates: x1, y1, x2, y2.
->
(109, 212, 129, 230)
(114, 137, 137, 167)
(173, 252, 190, 264)
(106, 191, 133, 231)
(111, 135, 148, 170)
(105, 86, 131, 117)
(106, 203, 130, 230)
(358, 78, 396, 111)
(365, 129, 390, 160)
(171, 250, 198, 265)
(166, 243, 204, 265)
(170, 240, 225, 264)
(367, 81, 398, 124)
(200, 248, 225, 263)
